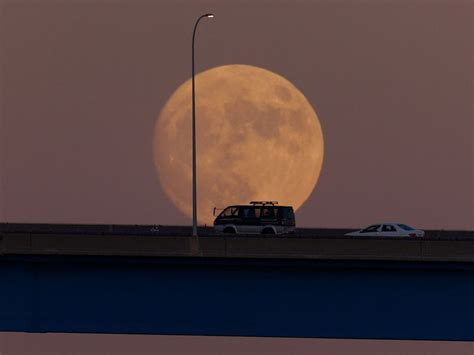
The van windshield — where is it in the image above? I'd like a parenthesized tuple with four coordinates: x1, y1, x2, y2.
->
(219, 207, 239, 217)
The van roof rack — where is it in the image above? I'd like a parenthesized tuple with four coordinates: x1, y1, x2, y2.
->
(249, 201, 278, 206)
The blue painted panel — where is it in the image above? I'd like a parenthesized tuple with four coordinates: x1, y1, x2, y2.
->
(0, 256, 473, 340)
(0, 263, 34, 330)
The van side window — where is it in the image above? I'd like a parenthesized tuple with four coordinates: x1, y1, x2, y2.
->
(241, 208, 256, 218)
(261, 207, 277, 219)
(254, 208, 261, 218)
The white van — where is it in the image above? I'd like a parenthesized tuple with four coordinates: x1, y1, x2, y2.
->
(213, 201, 295, 235)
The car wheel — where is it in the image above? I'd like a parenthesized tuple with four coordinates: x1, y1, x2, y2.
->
(223, 227, 236, 234)
(262, 228, 275, 235)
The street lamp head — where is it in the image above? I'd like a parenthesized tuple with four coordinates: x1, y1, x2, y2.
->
(206, 13, 215, 18)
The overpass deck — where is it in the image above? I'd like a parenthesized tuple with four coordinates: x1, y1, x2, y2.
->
(1, 223, 473, 262)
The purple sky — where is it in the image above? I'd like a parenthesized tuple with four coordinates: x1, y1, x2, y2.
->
(0, 0, 472, 229)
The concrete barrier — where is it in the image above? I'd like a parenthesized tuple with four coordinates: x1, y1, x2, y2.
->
(1, 231, 473, 262)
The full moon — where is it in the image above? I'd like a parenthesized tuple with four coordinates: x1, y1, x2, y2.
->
(154, 64, 324, 225)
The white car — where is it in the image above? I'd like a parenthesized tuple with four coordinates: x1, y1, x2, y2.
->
(345, 223, 424, 237)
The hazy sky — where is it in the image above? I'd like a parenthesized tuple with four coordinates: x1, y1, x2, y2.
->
(0, 0, 472, 229)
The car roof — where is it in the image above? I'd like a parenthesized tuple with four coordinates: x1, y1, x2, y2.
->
(368, 223, 404, 226)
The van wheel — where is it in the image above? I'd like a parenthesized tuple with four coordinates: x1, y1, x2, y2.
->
(223, 227, 236, 234)
(262, 228, 275, 235)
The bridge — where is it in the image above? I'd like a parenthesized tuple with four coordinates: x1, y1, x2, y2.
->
(1, 223, 473, 341)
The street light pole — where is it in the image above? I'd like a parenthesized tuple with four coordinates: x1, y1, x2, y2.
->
(192, 13, 214, 238)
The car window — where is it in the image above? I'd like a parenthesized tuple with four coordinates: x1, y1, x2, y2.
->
(397, 224, 415, 231)
(382, 224, 396, 232)
(361, 225, 380, 233)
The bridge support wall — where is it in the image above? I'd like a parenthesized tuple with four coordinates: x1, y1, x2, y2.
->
(1, 255, 473, 341)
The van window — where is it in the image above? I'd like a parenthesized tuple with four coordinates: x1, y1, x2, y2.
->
(220, 207, 239, 217)
(241, 208, 256, 218)
(254, 208, 261, 218)
(261, 207, 277, 219)
(283, 208, 294, 220)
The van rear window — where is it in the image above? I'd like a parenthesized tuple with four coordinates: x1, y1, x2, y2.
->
(283, 208, 295, 220)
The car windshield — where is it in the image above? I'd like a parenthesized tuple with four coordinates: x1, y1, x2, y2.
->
(361, 225, 380, 233)
(397, 224, 415, 231)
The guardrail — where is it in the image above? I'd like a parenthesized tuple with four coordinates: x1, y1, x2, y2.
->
(0, 223, 472, 239)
